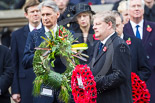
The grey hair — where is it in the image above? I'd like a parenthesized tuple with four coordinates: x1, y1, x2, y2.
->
(38, 0, 59, 12)
(112, 10, 124, 23)
(94, 11, 116, 30)
(128, 0, 145, 9)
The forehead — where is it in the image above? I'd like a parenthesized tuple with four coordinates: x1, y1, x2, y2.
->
(77, 12, 89, 17)
(130, 0, 142, 6)
(41, 6, 55, 13)
(93, 17, 103, 23)
(121, 11, 128, 15)
(54, 0, 69, 2)
(27, 5, 39, 11)
(116, 16, 122, 24)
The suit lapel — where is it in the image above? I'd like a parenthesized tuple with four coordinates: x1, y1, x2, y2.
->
(142, 20, 151, 45)
(124, 21, 135, 37)
(23, 25, 30, 38)
(89, 42, 99, 68)
(94, 33, 117, 65)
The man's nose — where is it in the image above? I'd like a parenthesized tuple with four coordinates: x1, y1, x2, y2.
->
(43, 15, 47, 20)
(93, 25, 96, 30)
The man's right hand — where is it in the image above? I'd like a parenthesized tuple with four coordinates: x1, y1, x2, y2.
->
(12, 94, 21, 103)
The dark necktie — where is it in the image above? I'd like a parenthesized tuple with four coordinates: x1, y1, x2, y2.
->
(98, 42, 104, 54)
(136, 25, 141, 39)
(33, 28, 37, 31)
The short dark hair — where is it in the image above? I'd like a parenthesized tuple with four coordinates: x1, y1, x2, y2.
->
(24, 0, 40, 13)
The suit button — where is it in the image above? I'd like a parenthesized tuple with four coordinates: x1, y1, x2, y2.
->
(67, 14, 70, 17)
(67, 23, 70, 27)
(147, 55, 150, 59)
(149, 42, 152, 46)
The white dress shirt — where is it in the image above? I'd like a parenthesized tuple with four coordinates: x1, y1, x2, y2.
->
(130, 20, 144, 39)
(101, 32, 115, 45)
(29, 22, 42, 32)
(120, 33, 124, 39)
(44, 24, 58, 34)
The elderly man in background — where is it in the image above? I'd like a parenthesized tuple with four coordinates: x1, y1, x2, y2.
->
(124, 0, 155, 102)
(114, 11, 151, 81)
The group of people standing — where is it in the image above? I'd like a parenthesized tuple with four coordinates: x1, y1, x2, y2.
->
(0, 0, 155, 103)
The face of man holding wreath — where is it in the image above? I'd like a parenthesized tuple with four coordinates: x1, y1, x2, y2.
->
(39, 1, 60, 29)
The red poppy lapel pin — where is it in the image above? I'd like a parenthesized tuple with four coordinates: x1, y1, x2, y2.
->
(147, 25, 152, 32)
(103, 46, 107, 52)
(126, 37, 131, 45)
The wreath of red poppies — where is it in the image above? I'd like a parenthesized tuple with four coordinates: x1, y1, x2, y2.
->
(71, 64, 97, 103)
(131, 72, 150, 103)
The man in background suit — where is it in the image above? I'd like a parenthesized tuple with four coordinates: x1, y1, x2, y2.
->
(114, 11, 151, 81)
(89, 11, 133, 103)
(123, 0, 155, 102)
(0, 45, 14, 103)
(11, 0, 41, 103)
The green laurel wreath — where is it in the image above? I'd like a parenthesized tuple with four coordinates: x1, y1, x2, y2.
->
(33, 25, 88, 103)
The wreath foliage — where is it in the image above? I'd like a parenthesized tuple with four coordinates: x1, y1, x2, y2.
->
(33, 25, 88, 103)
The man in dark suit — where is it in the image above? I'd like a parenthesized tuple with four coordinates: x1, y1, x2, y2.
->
(114, 11, 151, 81)
(123, 0, 155, 102)
(11, 0, 42, 103)
(0, 45, 14, 103)
(89, 11, 133, 103)
(144, 0, 155, 22)
(22, 1, 72, 103)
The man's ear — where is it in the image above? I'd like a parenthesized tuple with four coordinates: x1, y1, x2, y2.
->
(24, 12, 28, 19)
(56, 12, 60, 19)
(107, 21, 113, 29)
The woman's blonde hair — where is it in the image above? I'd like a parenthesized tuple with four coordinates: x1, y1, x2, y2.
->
(117, 0, 128, 13)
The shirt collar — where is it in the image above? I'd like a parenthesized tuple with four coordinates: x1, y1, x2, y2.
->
(101, 32, 115, 45)
(44, 24, 58, 34)
(120, 33, 124, 39)
(130, 19, 144, 29)
(29, 22, 42, 32)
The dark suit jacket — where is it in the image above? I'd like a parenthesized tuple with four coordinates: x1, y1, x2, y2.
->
(72, 25, 99, 64)
(11, 25, 36, 103)
(89, 33, 133, 103)
(123, 34, 151, 81)
(124, 20, 155, 103)
(0, 45, 14, 103)
(144, 4, 155, 22)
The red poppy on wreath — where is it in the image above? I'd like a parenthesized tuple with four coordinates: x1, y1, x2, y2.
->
(88, 2, 93, 5)
(103, 46, 107, 52)
(126, 38, 131, 45)
(131, 72, 151, 103)
(71, 64, 97, 103)
(147, 25, 152, 32)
